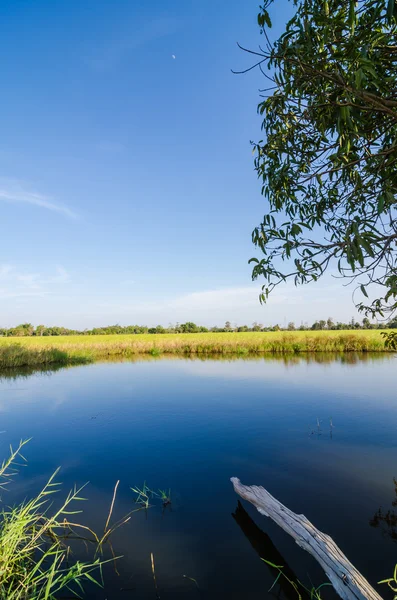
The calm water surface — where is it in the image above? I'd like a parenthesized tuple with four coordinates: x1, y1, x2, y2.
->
(0, 354, 396, 599)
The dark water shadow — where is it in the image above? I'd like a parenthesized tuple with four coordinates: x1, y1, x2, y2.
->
(232, 500, 299, 600)
(232, 502, 338, 600)
(370, 478, 397, 542)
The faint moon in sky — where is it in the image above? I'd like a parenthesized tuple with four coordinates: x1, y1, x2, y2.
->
(172, 54, 176, 59)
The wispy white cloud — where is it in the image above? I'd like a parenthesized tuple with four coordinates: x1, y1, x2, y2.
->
(169, 286, 291, 310)
(82, 286, 298, 326)
(0, 264, 72, 301)
(74, 282, 361, 329)
(0, 289, 47, 300)
(120, 279, 135, 286)
(0, 180, 78, 219)
(16, 273, 41, 290)
(49, 266, 70, 284)
(0, 276, 364, 328)
(0, 265, 13, 279)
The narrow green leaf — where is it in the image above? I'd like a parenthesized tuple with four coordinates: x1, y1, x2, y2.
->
(387, 0, 396, 23)
(360, 284, 369, 298)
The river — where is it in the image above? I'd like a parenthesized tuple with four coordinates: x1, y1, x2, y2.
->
(0, 353, 396, 599)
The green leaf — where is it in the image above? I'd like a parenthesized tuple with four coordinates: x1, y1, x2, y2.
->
(258, 9, 272, 28)
(349, 0, 356, 32)
(360, 284, 369, 298)
(360, 236, 375, 257)
(355, 69, 363, 88)
(387, 0, 396, 23)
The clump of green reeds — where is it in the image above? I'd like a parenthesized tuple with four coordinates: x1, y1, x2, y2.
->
(149, 347, 162, 357)
(131, 483, 172, 510)
(0, 344, 93, 370)
(131, 482, 153, 510)
(0, 440, 112, 599)
(263, 558, 332, 599)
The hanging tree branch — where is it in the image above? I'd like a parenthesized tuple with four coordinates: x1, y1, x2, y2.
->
(240, 0, 397, 320)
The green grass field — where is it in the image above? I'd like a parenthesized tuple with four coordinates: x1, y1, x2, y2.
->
(0, 330, 393, 369)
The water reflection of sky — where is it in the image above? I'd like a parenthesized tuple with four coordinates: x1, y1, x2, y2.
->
(0, 355, 396, 599)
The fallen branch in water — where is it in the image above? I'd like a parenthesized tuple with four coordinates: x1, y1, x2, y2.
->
(230, 477, 382, 600)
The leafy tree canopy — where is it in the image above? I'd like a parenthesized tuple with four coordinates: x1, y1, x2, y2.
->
(242, 0, 397, 321)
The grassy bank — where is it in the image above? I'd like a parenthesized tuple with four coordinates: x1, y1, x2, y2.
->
(0, 331, 393, 368)
(0, 343, 94, 369)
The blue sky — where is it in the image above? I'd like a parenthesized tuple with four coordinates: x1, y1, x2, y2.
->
(0, 0, 363, 328)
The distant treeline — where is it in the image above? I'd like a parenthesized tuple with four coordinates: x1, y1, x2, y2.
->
(1, 317, 396, 337)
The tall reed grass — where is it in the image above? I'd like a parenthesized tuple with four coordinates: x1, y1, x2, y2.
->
(0, 344, 93, 369)
(0, 440, 106, 599)
(0, 331, 392, 369)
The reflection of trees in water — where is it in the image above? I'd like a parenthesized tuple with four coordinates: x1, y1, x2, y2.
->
(0, 350, 391, 382)
(0, 363, 66, 382)
(192, 352, 391, 366)
(370, 478, 397, 542)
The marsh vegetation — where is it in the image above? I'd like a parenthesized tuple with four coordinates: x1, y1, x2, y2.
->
(0, 331, 394, 369)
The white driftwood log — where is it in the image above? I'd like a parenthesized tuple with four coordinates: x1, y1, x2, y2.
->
(231, 477, 382, 600)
